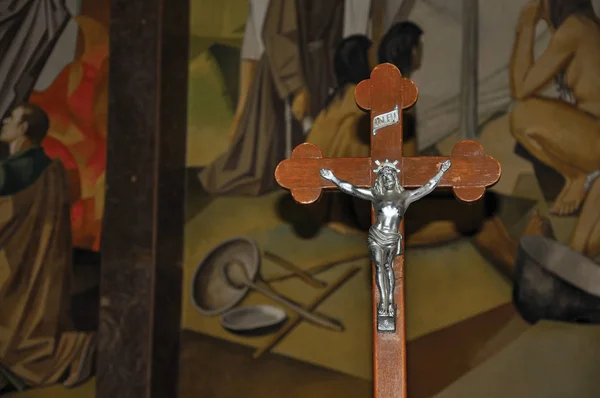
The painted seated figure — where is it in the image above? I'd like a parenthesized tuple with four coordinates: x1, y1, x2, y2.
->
(307, 22, 423, 163)
(0, 103, 95, 392)
(305, 23, 425, 235)
(509, 0, 600, 217)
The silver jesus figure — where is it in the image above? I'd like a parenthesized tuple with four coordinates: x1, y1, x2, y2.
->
(320, 159, 451, 332)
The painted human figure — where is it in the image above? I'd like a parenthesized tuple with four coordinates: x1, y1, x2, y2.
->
(510, 0, 600, 217)
(320, 159, 451, 318)
(0, 103, 95, 391)
(508, 0, 600, 259)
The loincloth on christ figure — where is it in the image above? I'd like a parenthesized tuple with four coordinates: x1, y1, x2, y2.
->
(367, 226, 403, 256)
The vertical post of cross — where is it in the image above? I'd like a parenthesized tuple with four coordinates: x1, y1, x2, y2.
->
(355, 63, 418, 398)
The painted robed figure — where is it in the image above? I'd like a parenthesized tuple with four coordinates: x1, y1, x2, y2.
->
(0, 103, 94, 391)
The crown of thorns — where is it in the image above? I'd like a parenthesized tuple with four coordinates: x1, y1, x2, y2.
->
(373, 159, 400, 174)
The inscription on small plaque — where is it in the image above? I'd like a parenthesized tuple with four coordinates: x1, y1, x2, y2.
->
(372, 105, 399, 136)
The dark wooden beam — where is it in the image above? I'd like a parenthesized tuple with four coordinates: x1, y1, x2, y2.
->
(96, 0, 189, 396)
(460, 0, 479, 140)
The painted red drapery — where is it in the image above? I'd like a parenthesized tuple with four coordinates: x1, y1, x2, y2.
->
(29, 16, 108, 251)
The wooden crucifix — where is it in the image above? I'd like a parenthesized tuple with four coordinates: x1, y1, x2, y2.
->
(274, 63, 501, 397)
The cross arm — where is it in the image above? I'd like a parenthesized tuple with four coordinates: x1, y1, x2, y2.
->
(402, 140, 501, 202)
(405, 164, 448, 205)
(276, 140, 500, 204)
(274, 143, 372, 204)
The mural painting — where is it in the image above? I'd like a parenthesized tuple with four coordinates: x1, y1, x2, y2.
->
(1, 0, 598, 397)
(0, 0, 109, 396)
(183, 0, 600, 397)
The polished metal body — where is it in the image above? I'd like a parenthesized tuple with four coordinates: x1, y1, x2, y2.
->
(320, 159, 451, 332)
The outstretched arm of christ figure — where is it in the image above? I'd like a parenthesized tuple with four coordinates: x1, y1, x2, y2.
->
(320, 169, 374, 201)
(406, 160, 451, 205)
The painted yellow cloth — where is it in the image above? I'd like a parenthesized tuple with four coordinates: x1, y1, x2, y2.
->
(306, 84, 370, 159)
(305, 85, 371, 230)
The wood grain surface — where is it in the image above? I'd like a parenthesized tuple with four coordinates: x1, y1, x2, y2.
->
(274, 63, 501, 397)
